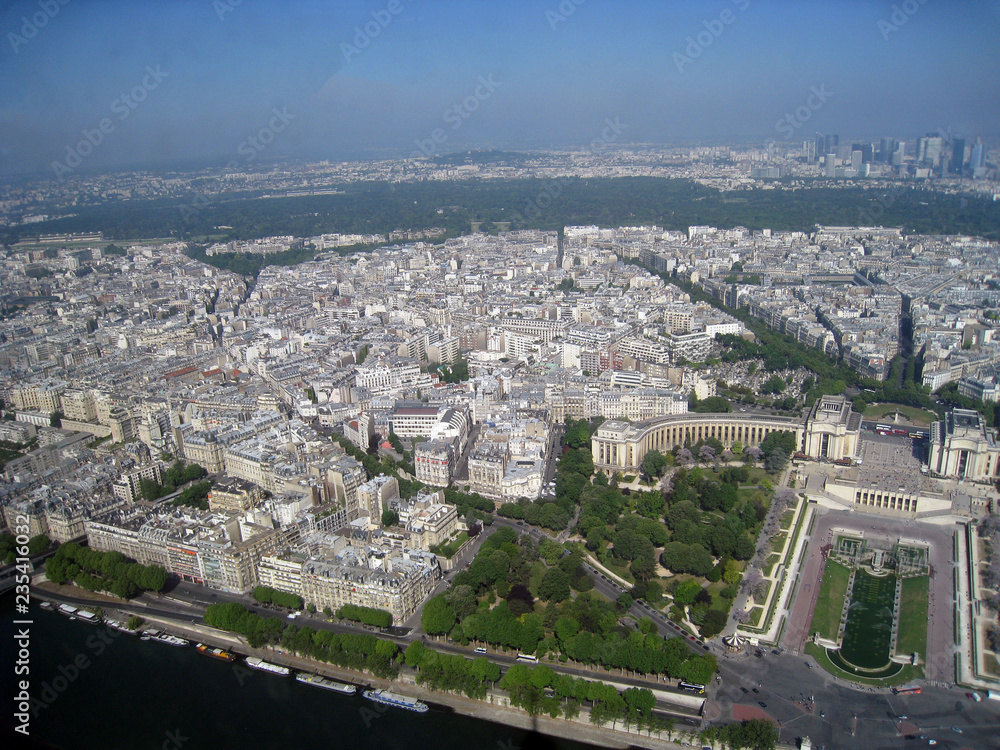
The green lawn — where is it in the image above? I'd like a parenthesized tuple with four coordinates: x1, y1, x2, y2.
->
(528, 560, 548, 597)
(779, 510, 795, 530)
(895, 576, 929, 657)
(806, 643, 923, 686)
(770, 535, 787, 554)
(748, 607, 764, 627)
(763, 554, 780, 577)
(863, 403, 937, 426)
(838, 570, 896, 670)
(808, 559, 851, 641)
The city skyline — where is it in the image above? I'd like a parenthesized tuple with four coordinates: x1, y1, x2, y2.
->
(2, 0, 999, 176)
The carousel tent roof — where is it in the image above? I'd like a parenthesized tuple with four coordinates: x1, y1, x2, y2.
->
(722, 633, 748, 650)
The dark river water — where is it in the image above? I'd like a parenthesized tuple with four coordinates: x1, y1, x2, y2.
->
(1, 597, 589, 750)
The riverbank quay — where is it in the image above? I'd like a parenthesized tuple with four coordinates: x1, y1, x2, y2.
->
(29, 586, 702, 750)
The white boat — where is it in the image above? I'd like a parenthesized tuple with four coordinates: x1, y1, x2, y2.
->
(39, 601, 53, 610)
(246, 657, 290, 676)
(106, 619, 140, 634)
(362, 688, 429, 713)
(141, 630, 189, 647)
(57, 604, 78, 616)
(296, 672, 357, 694)
(76, 610, 100, 624)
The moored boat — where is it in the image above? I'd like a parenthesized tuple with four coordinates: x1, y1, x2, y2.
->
(105, 619, 138, 634)
(246, 657, 290, 676)
(75, 609, 101, 625)
(295, 672, 356, 694)
(362, 688, 428, 713)
(196, 643, 237, 662)
(141, 630, 189, 647)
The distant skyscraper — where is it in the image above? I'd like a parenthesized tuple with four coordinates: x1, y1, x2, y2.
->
(878, 138, 896, 163)
(951, 138, 966, 174)
(851, 150, 863, 169)
(824, 134, 839, 157)
(851, 144, 874, 164)
(891, 141, 906, 166)
(814, 134, 825, 164)
(917, 135, 944, 166)
(825, 153, 837, 177)
(970, 138, 984, 170)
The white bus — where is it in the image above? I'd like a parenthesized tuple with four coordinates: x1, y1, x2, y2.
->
(678, 681, 706, 694)
(515, 653, 538, 663)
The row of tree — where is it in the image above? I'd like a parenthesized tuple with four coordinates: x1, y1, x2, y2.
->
(498, 660, 664, 733)
(0, 532, 50, 564)
(700, 718, 779, 750)
(280, 622, 399, 679)
(404, 640, 500, 699)
(251, 585, 304, 610)
(44, 542, 168, 599)
(205, 601, 399, 680)
(336, 603, 393, 628)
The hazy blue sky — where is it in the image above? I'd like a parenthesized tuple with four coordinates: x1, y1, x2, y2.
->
(1, 0, 998, 176)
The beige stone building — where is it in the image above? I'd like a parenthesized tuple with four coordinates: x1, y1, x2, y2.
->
(928, 409, 1000, 482)
(802, 395, 861, 461)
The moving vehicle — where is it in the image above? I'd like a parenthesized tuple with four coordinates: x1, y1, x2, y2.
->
(362, 689, 429, 713)
(515, 653, 538, 663)
(473, 647, 487, 653)
(892, 686, 922, 695)
(679, 681, 706, 694)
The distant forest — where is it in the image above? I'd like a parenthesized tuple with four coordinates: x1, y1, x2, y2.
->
(5, 178, 1000, 245)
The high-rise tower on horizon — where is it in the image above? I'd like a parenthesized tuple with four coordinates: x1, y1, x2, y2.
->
(951, 138, 966, 174)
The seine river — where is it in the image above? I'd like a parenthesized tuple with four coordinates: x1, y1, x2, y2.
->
(1, 598, 587, 750)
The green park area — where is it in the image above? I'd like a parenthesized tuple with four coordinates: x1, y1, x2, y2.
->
(895, 575, 929, 657)
(862, 403, 937, 426)
(808, 559, 851, 641)
(806, 643, 916, 686)
(838, 569, 896, 670)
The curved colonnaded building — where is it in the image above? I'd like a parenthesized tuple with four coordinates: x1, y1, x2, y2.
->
(592, 395, 861, 474)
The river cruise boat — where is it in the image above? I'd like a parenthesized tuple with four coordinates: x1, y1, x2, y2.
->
(362, 689, 428, 713)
